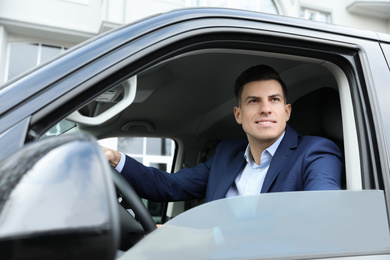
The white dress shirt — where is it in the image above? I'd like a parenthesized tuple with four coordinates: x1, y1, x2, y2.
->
(115, 152, 126, 172)
(225, 132, 285, 198)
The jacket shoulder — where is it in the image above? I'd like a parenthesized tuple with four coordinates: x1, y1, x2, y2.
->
(214, 138, 248, 157)
(218, 138, 248, 148)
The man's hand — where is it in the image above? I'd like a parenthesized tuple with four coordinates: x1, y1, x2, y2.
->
(102, 147, 122, 168)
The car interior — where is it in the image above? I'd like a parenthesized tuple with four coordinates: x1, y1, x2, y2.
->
(45, 47, 360, 250)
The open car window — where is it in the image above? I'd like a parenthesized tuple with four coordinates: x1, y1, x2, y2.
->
(99, 136, 176, 224)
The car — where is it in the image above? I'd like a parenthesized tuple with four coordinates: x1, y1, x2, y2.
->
(1, 6, 390, 260)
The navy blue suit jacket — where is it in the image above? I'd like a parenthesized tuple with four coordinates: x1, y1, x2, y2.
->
(121, 125, 343, 202)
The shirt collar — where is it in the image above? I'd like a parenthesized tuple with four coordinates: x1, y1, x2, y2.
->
(244, 132, 286, 163)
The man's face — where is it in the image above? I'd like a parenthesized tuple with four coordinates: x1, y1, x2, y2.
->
(234, 80, 291, 148)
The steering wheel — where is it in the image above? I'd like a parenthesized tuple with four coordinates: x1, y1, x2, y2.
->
(110, 167, 157, 234)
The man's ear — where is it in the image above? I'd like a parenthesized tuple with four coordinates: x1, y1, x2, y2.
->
(234, 106, 242, 124)
(285, 104, 292, 121)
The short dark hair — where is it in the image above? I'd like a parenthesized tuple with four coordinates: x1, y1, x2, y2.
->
(234, 65, 288, 106)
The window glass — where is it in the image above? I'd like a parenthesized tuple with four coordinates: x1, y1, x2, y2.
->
(146, 138, 173, 156)
(41, 45, 62, 64)
(261, 0, 278, 13)
(42, 120, 76, 138)
(193, 0, 278, 14)
(150, 162, 167, 171)
(300, 7, 331, 23)
(128, 191, 390, 258)
(207, 0, 229, 8)
(162, 0, 187, 4)
(61, 0, 89, 4)
(7, 43, 38, 81)
(118, 137, 144, 155)
(6, 43, 66, 81)
(132, 157, 143, 163)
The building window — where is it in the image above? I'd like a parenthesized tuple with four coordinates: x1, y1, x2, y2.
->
(162, 0, 189, 4)
(161, 0, 279, 14)
(6, 43, 66, 82)
(300, 7, 331, 23)
(61, 0, 89, 4)
(194, 0, 278, 13)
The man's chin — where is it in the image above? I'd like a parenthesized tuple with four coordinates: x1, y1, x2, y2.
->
(248, 134, 279, 143)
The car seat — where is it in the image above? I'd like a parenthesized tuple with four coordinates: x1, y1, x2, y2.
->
(289, 87, 343, 149)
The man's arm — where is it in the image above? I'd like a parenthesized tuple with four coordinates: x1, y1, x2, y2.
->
(101, 146, 211, 202)
(303, 137, 344, 190)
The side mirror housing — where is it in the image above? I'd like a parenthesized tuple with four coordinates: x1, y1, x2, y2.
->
(0, 134, 119, 260)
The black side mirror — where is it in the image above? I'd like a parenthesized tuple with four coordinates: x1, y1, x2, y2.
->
(0, 134, 119, 260)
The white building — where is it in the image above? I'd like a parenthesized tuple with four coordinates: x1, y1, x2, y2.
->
(1, 0, 389, 170)
(1, 0, 390, 85)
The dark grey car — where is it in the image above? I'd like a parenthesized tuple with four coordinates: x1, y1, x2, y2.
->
(1, 7, 390, 259)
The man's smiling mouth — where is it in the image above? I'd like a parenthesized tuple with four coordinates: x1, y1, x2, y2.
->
(255, 119, 276, 125)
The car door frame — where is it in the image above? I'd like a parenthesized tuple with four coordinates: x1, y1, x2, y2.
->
(0, 8, 388, 221)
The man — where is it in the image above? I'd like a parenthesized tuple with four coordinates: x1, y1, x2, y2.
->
(103, 65, 343, 202)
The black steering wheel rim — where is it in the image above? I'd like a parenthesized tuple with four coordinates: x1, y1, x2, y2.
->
(110, 167, 157, 234)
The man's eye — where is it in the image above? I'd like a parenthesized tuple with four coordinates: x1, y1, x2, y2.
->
(249, 99, 258, 103)
(271, 97, 280, 102)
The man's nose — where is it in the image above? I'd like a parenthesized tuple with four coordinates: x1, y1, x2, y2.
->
(260, 101, 272, 114)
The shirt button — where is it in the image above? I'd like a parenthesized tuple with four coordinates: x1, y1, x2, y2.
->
(258, 168, 261, 172)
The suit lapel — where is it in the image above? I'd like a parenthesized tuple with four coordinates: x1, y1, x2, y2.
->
(260, 125, 298, 193)
(212, 152, 246, 200)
